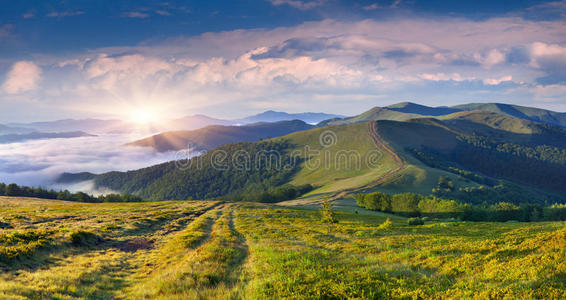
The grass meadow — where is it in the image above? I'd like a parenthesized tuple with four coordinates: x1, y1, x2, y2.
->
(1, 196, 565, 299)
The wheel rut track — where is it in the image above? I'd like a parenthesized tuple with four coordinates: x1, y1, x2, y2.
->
(329, 121, 407, 200)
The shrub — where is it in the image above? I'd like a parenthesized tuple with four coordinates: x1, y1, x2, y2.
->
(320, 196, 338, 223)
(407, 218, 424, 226)
(378, 218, 393, 229)
(69, 230, 101, 246)
(0, 230, 52, 265)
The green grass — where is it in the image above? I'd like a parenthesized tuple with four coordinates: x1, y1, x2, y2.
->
(273, 123, 398, 194)
(1, 196, 566, 299)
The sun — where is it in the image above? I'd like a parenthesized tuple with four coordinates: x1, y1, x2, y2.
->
(129, 108, 157, 125)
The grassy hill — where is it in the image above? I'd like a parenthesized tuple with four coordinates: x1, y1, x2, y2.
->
(1, 196, 566, 298)
(453, 102, 566, 127)
(279, 123, 400, 194)
(60, 108, 566, 205)
(318, 106, 422, 126)
(318, 101, 566, 128)
(387, 101, 460, 116)
(127, 120, 314, 152)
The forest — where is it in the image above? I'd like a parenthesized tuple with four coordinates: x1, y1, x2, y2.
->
(61, 140, 313, 202)
(0, 182, 142, 202)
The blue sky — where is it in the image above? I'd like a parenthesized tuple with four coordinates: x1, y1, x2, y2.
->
(1, 0, 566, 122)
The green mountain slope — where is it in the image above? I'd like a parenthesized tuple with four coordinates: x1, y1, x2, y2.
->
(318, 107, 423, 126)
(128, 120, 314, 152)
(62, 108, 566, 204)
(319, 102, 566, 128)
(387, 101, 460, 116)
(374, 116, 566, 203)
(452, 102, 566, 128)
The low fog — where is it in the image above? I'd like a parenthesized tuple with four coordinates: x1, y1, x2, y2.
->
(0, 134, 182, 194)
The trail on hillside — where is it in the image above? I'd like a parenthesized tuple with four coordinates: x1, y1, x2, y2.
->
(329, 121, 406, 200)
(365, 120, 406, 186)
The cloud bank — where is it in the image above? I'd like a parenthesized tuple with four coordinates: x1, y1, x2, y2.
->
(1, 16, 566, 121)
(0, 134, 180, 192)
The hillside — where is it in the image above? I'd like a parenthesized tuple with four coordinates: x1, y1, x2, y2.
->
(128, 120, 314, 152)
(318, 106, 423, 126)
(373, 116, 566, 203)
(387, 101, 460, 116)
(318, 101, 566, 128)
(452, 102, 566, 127)
(63, 109, 566, 204)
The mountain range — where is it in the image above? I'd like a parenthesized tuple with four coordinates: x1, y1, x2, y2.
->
(60, 102, 566, 205)
(320, 102, 566, 128)
(127, 120, 315, 152)
(0, 131, 95, 144)
(5, 110, 343, 135)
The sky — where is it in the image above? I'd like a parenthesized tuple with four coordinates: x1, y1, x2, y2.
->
(1, 0, 566, 122)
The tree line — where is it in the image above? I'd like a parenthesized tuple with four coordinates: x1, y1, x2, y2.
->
(0, 182, 143, 203)
(223, 184, 313, 202)
(91, 140, 305, 201)
(355, 191, 566, 222)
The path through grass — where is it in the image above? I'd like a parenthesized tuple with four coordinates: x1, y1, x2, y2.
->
(1, 197, 566, 299)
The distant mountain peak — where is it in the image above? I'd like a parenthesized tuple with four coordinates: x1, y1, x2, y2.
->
(236, 110, 344, 125)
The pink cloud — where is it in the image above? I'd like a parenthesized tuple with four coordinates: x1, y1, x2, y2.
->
(483, 75, 513, 85)
(2, 61, 42, 94)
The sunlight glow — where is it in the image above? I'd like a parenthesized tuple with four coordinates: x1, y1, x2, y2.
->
(129, 108, 157, 124)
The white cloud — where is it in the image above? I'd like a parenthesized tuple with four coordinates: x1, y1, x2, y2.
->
(531, 84, 566, 101)
(474, 49, 506, 68)
(483, 75, 513, 85)
(419, 73, 471, 82)
(529, 42, 566, 68)
(363, 0, 401, 10)
(46, 11, 84, 18)
(2, 61, 42, 94)
(85, 54, 175, 79)
(268, 0, 325, 10)
(6, 17, 566, 120)
(122, 11, 150, 18)
(155, 10, 171, 16)
(363, 4, 381, 10)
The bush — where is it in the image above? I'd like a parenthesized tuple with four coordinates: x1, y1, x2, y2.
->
(69, 230, 101, 246)
(320, 196, 338, 223)
(0, 230, 52, 264)
(407, 218, 424, 226)
(378, 218, 393, 229)
(355, 192, 392, 212)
